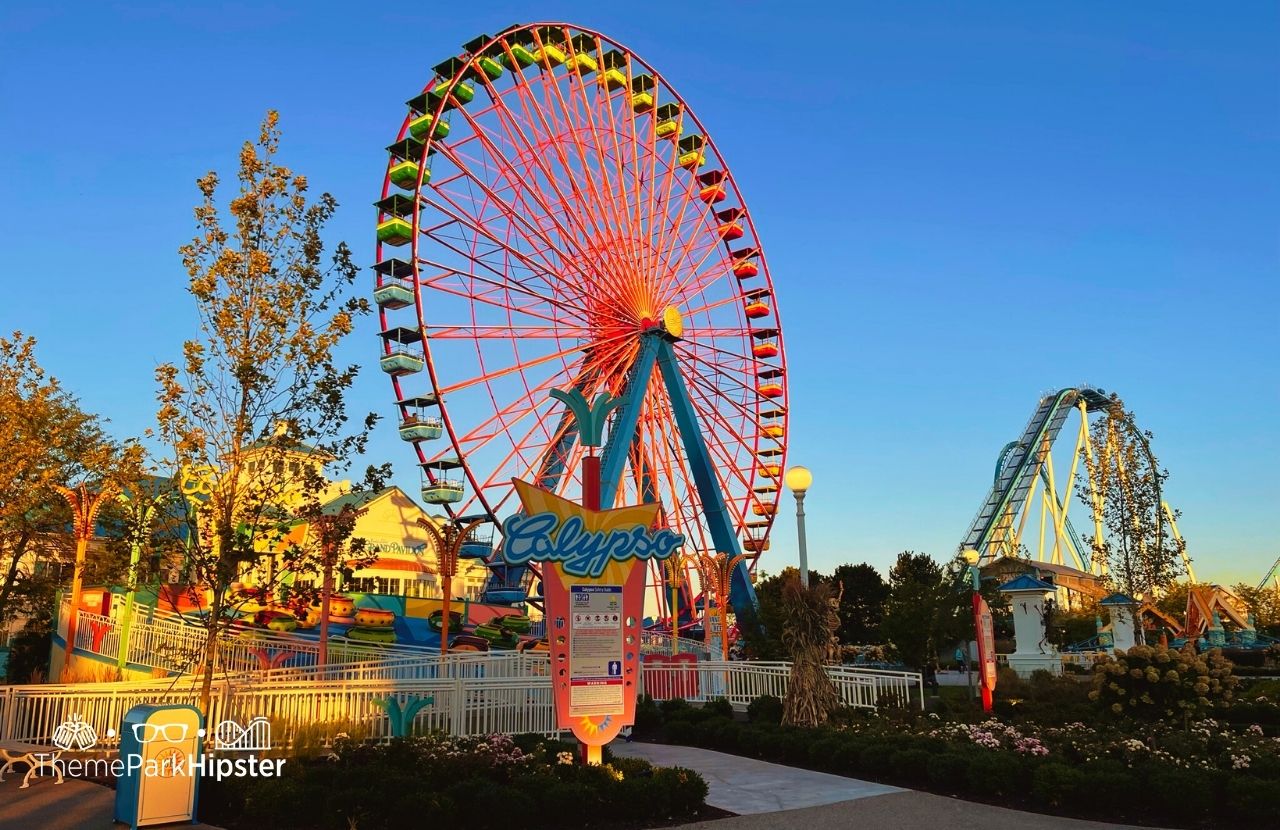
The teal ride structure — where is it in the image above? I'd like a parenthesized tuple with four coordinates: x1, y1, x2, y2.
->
(373, 23, 788, 619)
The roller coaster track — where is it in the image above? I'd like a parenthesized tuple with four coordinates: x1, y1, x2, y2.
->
(961, 388, 1114, 563)
(958, 382, 1199, 587)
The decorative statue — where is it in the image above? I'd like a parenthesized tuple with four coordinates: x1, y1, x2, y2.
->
(824, 581, 844, 664)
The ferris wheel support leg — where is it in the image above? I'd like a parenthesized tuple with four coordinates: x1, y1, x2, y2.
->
(599, 334, 663, 509)
(653, 339, 758, 616)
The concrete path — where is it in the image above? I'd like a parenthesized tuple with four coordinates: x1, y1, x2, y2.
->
(0, 777, 222, 830)
(609, 741, 902, 814)
(613, 742, 1161, 830)
(668, 792, 1163, 830)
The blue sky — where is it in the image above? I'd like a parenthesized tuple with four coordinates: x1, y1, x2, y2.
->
(1, 2, 1276, 584)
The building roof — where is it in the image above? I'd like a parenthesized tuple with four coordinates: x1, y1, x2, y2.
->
(348, 557, 434, 574)
(320, 488, 391, 515)
(998, 574, 1056, 592)
(1099, 592, 1140, 606)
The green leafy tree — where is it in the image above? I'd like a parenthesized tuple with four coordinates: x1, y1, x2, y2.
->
(738, 567, 823, 660)
(154, 111, 377, 712)
(881, 552, 965, 670)
(831, 562, 889, 644)
(1230, 583, 1280, 635)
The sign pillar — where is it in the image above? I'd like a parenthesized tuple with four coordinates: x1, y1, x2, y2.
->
(974, 593, 996, 712)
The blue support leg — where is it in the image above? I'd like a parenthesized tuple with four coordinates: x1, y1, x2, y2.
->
(654, 338, 758, 615)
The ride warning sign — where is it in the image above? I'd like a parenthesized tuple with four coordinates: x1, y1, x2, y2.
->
(569, 586, 624, 716)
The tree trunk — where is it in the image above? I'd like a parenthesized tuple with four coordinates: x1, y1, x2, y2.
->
(318, 542, 333, 667)
(199, 591, 222, 717)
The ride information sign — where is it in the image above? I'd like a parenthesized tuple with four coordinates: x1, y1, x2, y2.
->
(569, 585, 625, 716)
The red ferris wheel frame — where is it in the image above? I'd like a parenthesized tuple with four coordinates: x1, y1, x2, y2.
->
(374, 22, 788, 607)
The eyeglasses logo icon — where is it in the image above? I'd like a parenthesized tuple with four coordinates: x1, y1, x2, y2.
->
(132, 722, 189, 743)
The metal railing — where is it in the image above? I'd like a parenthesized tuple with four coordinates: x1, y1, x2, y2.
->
(0, 673, 557, 749)
(639, 660, 924, 710)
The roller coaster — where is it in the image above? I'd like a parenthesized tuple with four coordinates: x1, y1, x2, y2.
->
(959, 387, 1193, 580)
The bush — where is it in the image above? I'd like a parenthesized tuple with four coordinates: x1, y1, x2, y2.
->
(747, 694, 784, 725)
(1078, 759, 1135, 811)
(888, 748, 932, 783)
(633, 694, 662, 735)
(926, 751, 971, 789)
(1146, 766, 1214, 818)
(1091, 644, 1238, 721)
(1226, 775, 1280, 823)
(965, 751, 1024, 798)
(1032, 762, 1085, 807)
(703, 697, 734, 719)
(201, 734, 709, 830)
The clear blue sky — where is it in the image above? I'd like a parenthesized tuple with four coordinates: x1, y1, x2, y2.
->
(1, 2, 1276, 584)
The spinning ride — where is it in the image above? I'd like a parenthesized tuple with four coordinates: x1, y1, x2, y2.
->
(374, 23, 787, 615)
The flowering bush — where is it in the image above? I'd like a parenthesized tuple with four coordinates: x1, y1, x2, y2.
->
(643, 694, 1280, 826)
(1089, 644, 1237, 721)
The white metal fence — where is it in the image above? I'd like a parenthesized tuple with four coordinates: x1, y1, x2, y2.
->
(2, 657, 921, 751)
(638, 660, 924, 710)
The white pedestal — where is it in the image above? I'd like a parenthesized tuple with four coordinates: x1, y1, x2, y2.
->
(1007, 652, 1062, 679)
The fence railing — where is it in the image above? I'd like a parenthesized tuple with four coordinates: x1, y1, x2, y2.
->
(0, 673, 557, 749)
(69, 610, 441, 677)
(638, 660, 924, 710)
(2, 657, 921, 749)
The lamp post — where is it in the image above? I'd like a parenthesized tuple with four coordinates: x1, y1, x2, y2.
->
(696, 552, 746, 661)
(417, 517, 483, 659)
(115, 484, 169, 670)
(54, 482, 116, 661)
(784, 466, 812, 587)
(960, 547, 994, 712)
(663, 551, 690, 655)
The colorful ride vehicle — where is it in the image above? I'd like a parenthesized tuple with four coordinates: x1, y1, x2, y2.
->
(345, 626, 397, 644)
(517, 637, 549, 653)
(495, 613, 532, 633)
(450, 634, 490, 652)
(427, 609, 463, 633)
(354, 608, 396, 628)
(254, 609, 298, 633)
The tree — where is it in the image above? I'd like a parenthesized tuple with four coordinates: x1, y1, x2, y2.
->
(0, 332, 136, 630)
(1230, 583, 1280, 636)
(737, 567, 824, 660)
(779, 574, 839, 727)
(879, 551, 993, 671)
(1078, 396, 1184, 600)
(830, 563, 889, 644)
(154, 111, 377, 712)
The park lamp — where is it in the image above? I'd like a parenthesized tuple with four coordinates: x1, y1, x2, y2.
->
(784, 466, 812, 587)
(960, 547, 981, 591)
(784, 465, 812, 494)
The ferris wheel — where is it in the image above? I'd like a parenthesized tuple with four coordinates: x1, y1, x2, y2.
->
(374, 23, 787, 614)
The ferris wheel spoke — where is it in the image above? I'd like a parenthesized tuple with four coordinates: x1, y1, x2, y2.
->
(493, 54, 634, 281)
(416, 194, 586, 314)
(423, 165, 591, 294)
(444, 96, 620, 293)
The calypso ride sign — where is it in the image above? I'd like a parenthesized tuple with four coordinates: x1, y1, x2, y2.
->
(504, 479, 681, 763)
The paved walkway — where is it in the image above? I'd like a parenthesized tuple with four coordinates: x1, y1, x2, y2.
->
(612, 742, 1161, 830)
(609, 741, 901, 813)
(0, 777, 222, 830)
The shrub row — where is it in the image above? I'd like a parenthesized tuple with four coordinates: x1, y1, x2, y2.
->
(200, 734, 709, 830)
(641, 695, 1280, 828)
